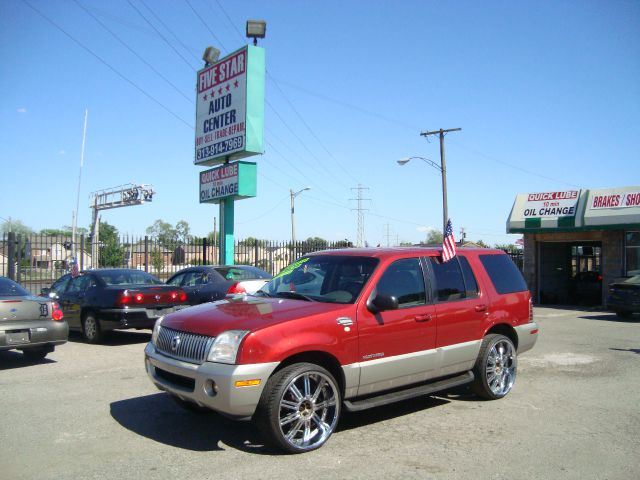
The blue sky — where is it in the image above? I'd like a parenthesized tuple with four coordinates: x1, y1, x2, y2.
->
(1, 0, 639, 246)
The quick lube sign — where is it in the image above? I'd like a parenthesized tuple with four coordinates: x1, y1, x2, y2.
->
(522, 191, 579, 217)
(199, 161, 257, 204)
(195, 46, 265, 166)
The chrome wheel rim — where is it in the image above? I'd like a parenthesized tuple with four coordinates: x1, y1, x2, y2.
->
(84, 317, 97, 339)
(486, 340, 516, 396)
(278, 371, 340, 451)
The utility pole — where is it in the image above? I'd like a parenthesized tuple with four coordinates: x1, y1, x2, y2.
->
(420, 128, 461, 233)
(350, 184, 370, 247)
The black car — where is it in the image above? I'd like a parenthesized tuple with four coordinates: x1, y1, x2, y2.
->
(166, 265, 271, 305)
(607, 275, 640, 319)
(42, 269, 187, 343)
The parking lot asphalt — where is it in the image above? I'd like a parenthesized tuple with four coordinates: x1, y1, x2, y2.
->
(1, 307, 639, 480)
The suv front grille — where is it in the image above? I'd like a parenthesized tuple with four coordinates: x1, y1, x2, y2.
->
(156, 327, 214, 364)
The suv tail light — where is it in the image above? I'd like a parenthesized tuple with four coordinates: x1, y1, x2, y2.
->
(52, 302, 64, 321)
(227, 282, 247, 295)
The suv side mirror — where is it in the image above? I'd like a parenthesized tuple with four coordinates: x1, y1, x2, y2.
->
(367, 293, 399, 313)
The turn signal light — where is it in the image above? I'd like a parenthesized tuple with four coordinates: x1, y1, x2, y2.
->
(234, 379, 261, 388)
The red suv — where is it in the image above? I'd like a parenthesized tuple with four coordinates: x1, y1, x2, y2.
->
(144, 248, 538, 453)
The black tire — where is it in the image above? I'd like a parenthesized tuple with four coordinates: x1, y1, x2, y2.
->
(171, 395, 212, 414)
(472, 334, 517, 400)
(615, 310, 633, 319)
(82, 313, 103, 344)
(255, 362, 341, 453)
(22, 346, 51, 361)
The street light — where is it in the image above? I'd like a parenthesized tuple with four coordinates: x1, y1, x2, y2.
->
(397, 156, 448, 234)
(290, 187, 311, 247)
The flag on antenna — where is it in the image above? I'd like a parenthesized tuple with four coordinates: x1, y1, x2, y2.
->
(442, 219, 457, 262)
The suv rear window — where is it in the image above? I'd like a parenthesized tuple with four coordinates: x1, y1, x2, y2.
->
(479, 254, 528, 294)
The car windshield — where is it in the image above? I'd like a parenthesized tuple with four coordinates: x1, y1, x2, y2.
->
(0, 277, 30, 297)
(97, 271, 163, 286)
(258, 255, 378, 304)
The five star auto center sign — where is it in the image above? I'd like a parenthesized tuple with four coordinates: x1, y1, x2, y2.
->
(194, 45, 265, 166)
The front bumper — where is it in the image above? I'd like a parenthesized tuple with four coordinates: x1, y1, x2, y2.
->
(144, 342, 279, 419)
(514, 322, 539, 354)
(0, 320, 68, 351)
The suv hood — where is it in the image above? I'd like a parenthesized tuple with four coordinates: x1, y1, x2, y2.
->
(160, 295, 350, 337)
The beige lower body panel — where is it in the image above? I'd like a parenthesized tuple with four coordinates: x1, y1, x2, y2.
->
(344, 340, 481, 399)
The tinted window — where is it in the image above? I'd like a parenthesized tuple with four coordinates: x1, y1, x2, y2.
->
(429, 257, 466, 302)
(0, 277, 29, 296)
(67, 275, 95, 293)
(459, 256, 479, 297)
(50, 275, 71, 295)
(166, 273, 185, 286)
(98, 270, 162, 286)
(479, 254, 528, 294)
(376, 258, 426, 307)
(215, 266, 271, 280)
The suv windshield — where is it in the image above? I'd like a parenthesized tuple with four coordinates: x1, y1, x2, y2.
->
(259, 255, 379, 304)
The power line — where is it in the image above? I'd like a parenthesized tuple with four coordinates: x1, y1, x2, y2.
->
(184, 0, 228, 53)
(24, 1, 193, 129)
(71, 0, 193, 104)
(126, 0, 197, 72)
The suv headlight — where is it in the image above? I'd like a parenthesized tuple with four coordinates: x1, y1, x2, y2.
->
(207, 330, 249, 364)
(151, 316, 164, 346)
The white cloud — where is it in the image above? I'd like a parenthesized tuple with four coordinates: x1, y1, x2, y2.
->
(59, 150, 66, 155)
(17, 107, 27, 113)
(416, 226, 437, 233)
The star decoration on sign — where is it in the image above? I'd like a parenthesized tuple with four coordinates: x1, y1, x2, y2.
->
(218, 87, 223, 95)
(225, 84, 230, 92)
(234, 80, 239, 88)
(203, 94, 208, 100)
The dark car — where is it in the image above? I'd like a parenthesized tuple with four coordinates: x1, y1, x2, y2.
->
(607, 275, 640, 319)
(42, 269, 187, 343)
(1, 276, 68, 360)
(166, 265, 271, 305)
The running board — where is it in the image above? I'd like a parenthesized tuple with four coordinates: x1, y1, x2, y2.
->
(343, 371, 474, 412)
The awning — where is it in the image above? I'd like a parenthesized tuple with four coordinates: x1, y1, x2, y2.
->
(507, 186, 640, 233)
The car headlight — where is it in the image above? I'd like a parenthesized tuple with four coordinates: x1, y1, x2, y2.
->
(151, 316, 164, 345)
(206, 330, 249, 364)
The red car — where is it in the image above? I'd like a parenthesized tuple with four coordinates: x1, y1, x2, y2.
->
(144, 248, 538, 453)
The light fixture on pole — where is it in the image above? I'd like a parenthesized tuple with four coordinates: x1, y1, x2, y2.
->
(202, 46, 221, 66)
(246, 20, 266, 46)
(290, 187, 311, 247)
(397, 156, 448, 234)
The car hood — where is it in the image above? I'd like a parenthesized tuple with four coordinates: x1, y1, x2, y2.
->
(160, 295, 350, 337)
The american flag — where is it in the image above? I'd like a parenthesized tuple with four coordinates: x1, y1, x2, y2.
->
(442, 219, 457, 262)
(70, 258, 79, 278)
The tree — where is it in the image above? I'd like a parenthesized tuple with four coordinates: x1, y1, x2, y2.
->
(98, 221, 124, 267)
(0, 219, 34, 235)
(150, 250, 165, 273)
(475, 240, 490, 248)
(175, 220, 191, 243)
(494, 243, 518, 253)
(423, 230, 443, 245)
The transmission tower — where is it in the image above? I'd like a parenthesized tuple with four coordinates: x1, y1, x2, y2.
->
(350, 184, 370, 247)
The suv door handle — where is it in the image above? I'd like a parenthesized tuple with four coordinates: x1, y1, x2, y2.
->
(414, 314, 432, 322)
(475, 304, 488, 313)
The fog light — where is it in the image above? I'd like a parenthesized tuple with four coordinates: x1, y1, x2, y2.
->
(204, 379, 218, 397)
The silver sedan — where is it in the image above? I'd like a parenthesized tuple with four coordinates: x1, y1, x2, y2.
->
(0, 276, 68, 361)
